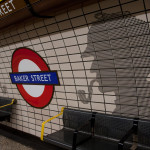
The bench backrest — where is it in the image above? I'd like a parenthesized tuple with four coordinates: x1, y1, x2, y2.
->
(63, 108, 93, 132)
(95, 113, 134, 141)
(138, 119, 150, 147)
(0, 97, 13, 114)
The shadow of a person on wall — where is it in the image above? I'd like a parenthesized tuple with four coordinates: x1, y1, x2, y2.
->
(78, 11, 150, 118)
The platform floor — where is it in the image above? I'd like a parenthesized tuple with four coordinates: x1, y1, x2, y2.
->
(0, 135, 33, 150)
(0, 124, 64, 150)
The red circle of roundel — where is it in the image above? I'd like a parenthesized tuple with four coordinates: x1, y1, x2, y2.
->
(12, 48, 54, 108)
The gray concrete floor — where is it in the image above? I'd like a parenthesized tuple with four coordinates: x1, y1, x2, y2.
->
(0, 135, 34, 150)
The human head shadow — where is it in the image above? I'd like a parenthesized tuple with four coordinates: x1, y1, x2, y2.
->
(78, 11, 150, 118)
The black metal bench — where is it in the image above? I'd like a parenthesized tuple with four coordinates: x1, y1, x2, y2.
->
(136, 119, 150, 150)
(0, 97, 16, 121)
(75, 113, 138, 150)
(41, 108, 138, 150)
(43, 108, 93, 150)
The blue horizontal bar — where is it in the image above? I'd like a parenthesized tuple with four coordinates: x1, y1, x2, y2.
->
(10, 72, 59, 85)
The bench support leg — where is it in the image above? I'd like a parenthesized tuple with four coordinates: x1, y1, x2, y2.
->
(72, 130, 78, 150)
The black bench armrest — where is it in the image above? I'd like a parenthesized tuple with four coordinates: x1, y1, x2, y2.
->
(118, 118, 138, 150)
(72, 112, 96, 150)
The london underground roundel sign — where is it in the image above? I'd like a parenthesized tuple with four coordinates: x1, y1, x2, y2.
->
(10, 48, 59, 108)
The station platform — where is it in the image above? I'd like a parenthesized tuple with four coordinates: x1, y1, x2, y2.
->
(0, 124, 64, 150)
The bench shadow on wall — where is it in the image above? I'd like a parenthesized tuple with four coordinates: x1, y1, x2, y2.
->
(78, 11, 150, 118)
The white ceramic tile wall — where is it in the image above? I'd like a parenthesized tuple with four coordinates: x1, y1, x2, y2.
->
(0, 0, 150, 137)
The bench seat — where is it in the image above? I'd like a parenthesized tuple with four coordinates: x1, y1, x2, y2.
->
(136, 120, 150, 150)
(78, 137, 118, 150)
(43, 108, 93, 150)
(44, 128, 91, 150)
(42, 108, 136, 150)
(77, 113, 134, 150)
(42, 108, 150, 150)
